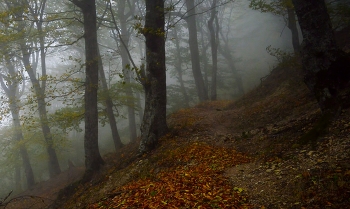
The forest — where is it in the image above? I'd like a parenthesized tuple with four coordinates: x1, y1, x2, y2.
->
(0, 0, 349, 208)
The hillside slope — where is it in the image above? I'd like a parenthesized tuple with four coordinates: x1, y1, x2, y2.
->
(57, 64, 349, 208)
(2, 63, 350, 209)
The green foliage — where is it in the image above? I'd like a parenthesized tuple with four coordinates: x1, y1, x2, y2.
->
(50, 107, 84, 132)
(266, 45, 300, 69)
(249, 0, 293, 16)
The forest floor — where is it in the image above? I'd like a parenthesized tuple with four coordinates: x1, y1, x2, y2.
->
(2, 63, 350, 208)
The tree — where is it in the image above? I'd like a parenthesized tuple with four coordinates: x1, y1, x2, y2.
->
(97, 46, 124, 150)
(250, 0, 301, 53)
(169, 25, 190, 107)
(138, 0, 168, 155)
(0, 56, 35, 189)
(185, 0, 209, 102)
(292, 0, 350, 112)
(71, 0, 104, 180)
(115, 0, 138, 143)
(208, 0, 219, 100)
(4, 0, 62, 178)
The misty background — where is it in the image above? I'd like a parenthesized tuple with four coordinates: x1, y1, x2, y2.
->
(0, 0, 298, 197)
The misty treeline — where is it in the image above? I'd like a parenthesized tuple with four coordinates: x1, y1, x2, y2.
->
(0, 0, 349, 197)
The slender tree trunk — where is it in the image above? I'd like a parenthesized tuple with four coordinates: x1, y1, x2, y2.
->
(15, 164, 22, 191)
(21, 47, 62, 178)
(292, 0, 350, 112)
(185, 0, 208, 102)
(4, 92, 35, 189)
(108, 0, 138, 142)
(97, 47, 123, 150)
(118, 4, 138, 142)
(173, 27, 190, 107)
(218, 44, 244, 96)
(208, 0, 219, 100)
(135, 31, 145, 131)
(139, 0, 168, 155)
(200, 28, 210, 89)
(287, 6, 300, 53)
(7, 0, 61, 179)
(135, 90, 144, 125)
(0, 59, 35, 188)
(11, 105, 36, 189)
(72, 0, 104, 180)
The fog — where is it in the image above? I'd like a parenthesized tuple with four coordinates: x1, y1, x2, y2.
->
(0, 0, 297, 198)
(227, 0, 295, 91)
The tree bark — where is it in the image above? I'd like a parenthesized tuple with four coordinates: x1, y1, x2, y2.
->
(292, 0, 350, 112)
(72, 0, 104, 180)
(185, 0, 209, 102)
(139, 0, 168, 155)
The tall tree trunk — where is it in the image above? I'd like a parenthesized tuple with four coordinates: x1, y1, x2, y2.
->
(7, 0, 61, 179)
(200, 28, 210, 89)
(15, 164, 22, 191)
(185, 0, 209, 102)
(72, 0, 104, 180)
(20, 46, 62, 178)
(208, 0, 219, 100)
(218, 44, 244, 96)
(139, 0, 168, 155)
(118, 0, 138, 143)
(11, 104, 36, 189)
(172, 27, 190, 107)
(0, 62, 35, 188)
(135, 90, 144, 126)
(0, 72, 35, 188)
(287, 6, 300, 53)
(292, 0, 350, 112)
(97, 47, 123, 150)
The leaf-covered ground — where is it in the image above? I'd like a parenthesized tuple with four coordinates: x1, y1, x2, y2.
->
(88, 142, 250, 209)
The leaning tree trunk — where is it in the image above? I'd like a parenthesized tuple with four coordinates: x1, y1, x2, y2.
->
(118, 0, 138, 143)
(185, 0, 209, 102)
(0, 62, 35, 188)
(139, 0, 168, 155)
(21, 47, 62, 178)
(97, 47, 123, 150)
(9, 0, 62, 178)
(173, 26, 190, 107)
(72, 0, 104, 180)
(292, 0, 350, 112)
(10, 102, 35, 189)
